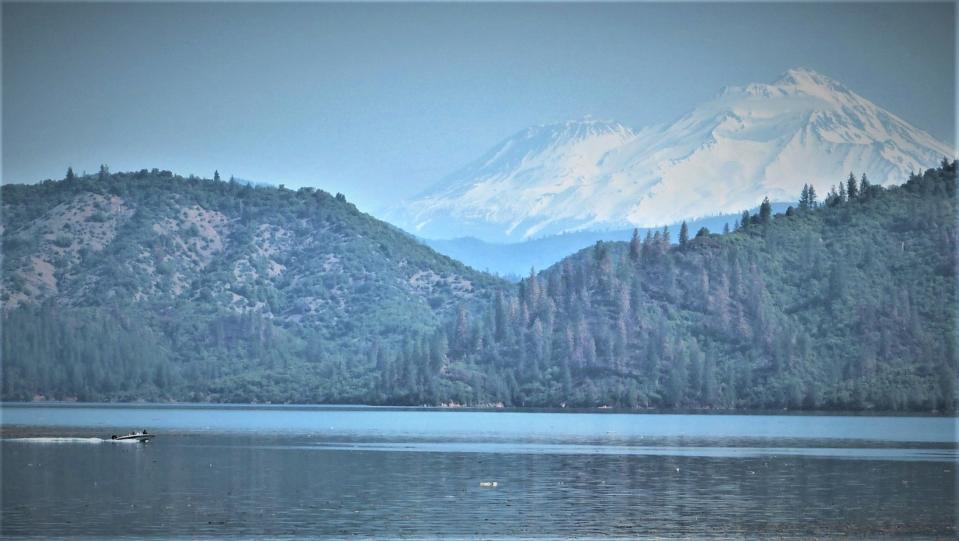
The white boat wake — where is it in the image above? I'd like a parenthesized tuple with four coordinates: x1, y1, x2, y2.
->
(7, 437, 104, 444)
(5, 437, 140, 444)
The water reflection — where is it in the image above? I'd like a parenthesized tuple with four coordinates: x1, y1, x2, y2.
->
(1, 406, 956, 538)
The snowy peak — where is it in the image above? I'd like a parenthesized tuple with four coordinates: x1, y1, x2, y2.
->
(475, 117, 635, 168)
(391, 69, 955, 242)
(526, 117, 634, 140)
(475, 117, 635, 173)
(775, 67, 853, 96)
(719, 68, 852, 102)
(417, 117, 635, 200)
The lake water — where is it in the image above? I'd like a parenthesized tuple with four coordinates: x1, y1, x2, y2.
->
(1, 404, 956, 539)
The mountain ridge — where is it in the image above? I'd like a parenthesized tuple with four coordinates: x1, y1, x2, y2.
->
(389, 68, 954, 242)
(2, 162, 956, 411)
(1, 170, 507, 402)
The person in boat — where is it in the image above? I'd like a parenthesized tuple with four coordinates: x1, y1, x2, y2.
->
(112, 435, 117, 440)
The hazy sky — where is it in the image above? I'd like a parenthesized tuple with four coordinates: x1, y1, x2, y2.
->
(3, 2, 955, 212)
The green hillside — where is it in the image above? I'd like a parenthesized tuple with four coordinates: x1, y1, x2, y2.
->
(2, 163, 956, 411)
(432, 162, 958, 411)
(1, 169, 506, 402)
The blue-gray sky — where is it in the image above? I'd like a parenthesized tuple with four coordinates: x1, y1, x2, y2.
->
(3, 1, 955, 212)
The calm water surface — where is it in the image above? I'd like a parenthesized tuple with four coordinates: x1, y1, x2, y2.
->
(1, 404, 956, 539)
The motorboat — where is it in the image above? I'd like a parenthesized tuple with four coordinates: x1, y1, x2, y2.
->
(111, 430, 155, 442)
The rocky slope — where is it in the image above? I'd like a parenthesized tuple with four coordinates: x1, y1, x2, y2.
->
(1, 170, 506, 401)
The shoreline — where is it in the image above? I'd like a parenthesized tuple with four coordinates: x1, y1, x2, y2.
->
(1, 400, 956, 418)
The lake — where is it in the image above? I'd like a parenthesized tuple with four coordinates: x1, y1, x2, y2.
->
(1, 404, 956, 539)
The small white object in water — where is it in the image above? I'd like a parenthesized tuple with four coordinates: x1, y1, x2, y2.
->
(479, 481, 498, 488)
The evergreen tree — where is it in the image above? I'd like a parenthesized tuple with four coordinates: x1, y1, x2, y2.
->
(825, 186, 840, 207)
(679, 221, 689, 246)
(664, 356, 688, 407)
(828, 261, 845, 306)
(846, 172, 858, 200)
(759, 197, 772, 224)
(641, 230, 654, 260)
(723, 222, 730, 235)
(594, 240, 608, 263)
(65, 167, 76, 182)
(799, 184, 810, 210)
(696, 227, 710, 238)
(214, 170, 221, 182)
(629, 228, 641, 262)
(808, 184, 818, 208)
(859, 173, 871, 199)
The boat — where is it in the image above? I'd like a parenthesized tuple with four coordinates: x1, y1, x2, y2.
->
(111, 430, 155, 443)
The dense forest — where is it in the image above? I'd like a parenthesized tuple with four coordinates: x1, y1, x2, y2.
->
(435, 164, 958, 411)
(1, 168, 506, 402)
(2, 162, 957, 411)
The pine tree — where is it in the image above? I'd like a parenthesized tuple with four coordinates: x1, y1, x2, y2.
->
(799, 184, 810, 210)
(859, 173, 871, 199)
(664, 355, 687, 407)
(526, 267, 539, 308)
(846, 172, 858, 200)
(629, 228, 641, 262)
(641, 230, 654, 260)
(696, 227, 710, 238)
(828, 261, 845, 306)
(723, 222, 730, 235)
(808, 184, 818, 208)
(740, 210, 750, 230)
(65, 167, 76, 182)
(594, 240, 608, 263)
(679, 221, 689, 246)
(493, 292, 509, 341)
(214, 170, 221, 182)
(759, 197, 772, 224)
(825, 186, 839, 207)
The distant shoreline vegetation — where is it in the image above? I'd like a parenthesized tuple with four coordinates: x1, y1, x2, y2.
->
(2, 161, 956, 412)
(4, 400, 956, 417)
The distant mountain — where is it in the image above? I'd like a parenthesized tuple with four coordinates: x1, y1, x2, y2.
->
(424, 204, 789, 278)
(386, 118, 637, 241)
(389, 68, 954, 242)
(1, 171, 505, 402)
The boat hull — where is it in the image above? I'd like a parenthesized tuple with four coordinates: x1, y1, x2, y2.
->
(113, 434, 155, 442)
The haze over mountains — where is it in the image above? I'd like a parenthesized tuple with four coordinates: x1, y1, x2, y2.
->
(388, 68, 953, 243)
(3, 163, 956, 410)
(422, 204, 789, 279)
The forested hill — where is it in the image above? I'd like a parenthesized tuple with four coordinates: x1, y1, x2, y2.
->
(1, 169, 506, 402)
(436, 162, 958, 412)
(2, 163, 957, 411)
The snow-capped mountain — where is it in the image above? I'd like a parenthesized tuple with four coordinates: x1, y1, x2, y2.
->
(390, 68, 955, 242)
